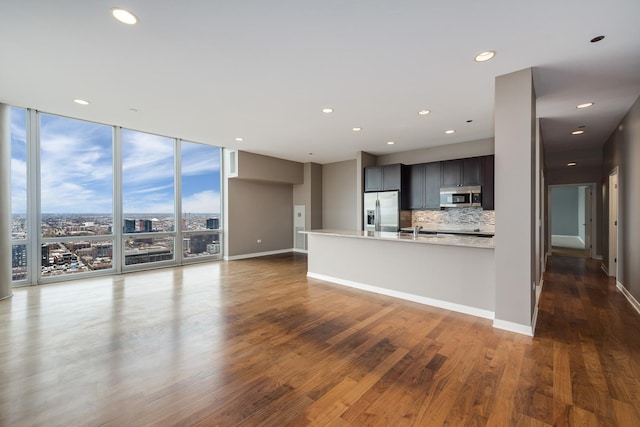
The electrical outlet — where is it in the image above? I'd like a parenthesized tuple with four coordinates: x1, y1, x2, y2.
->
(257, 239, 262, 244)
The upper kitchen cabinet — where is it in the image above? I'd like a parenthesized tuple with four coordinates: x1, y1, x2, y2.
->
(364, 164, 405, 192)
(364, 166, 383, 192)
(409, 162, 441, 209)
(482, 155, 495, 210)
(440, 157, 482, 187)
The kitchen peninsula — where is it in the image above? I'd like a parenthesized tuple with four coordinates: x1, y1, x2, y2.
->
(304, 229, 495, 319)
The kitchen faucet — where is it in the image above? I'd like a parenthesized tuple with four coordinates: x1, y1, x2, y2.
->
(413, 225, 423, 238)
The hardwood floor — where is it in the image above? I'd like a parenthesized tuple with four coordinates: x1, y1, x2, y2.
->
(1, 254, 639, 426)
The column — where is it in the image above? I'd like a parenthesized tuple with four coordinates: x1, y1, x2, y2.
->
(0, 103, 13, 300)
(493, 68, 536, 334)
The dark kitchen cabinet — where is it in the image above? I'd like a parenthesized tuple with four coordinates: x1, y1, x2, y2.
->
(382, 164, 403, 191)
(424, 162, 441, 209)
(364, 166, 383, 191)
(407, 164, 425, 209)
(440, 157, 482, 187)
(462, 157, 482, 186)
(440, 160, 462, 187)
(364, 164, 404, 192)
(407, 162, 441, 209)
(482, 155, 495, 210)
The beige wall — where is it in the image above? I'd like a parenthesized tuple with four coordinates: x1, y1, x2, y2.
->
(323, 160, 358, 230)
(356, 152, 377, 230)
(377, 138, 494, 166)
(227, 179, 293, 257)
(236, 151, 303, 184)
(602, 96, 640, 302)
(293, 162, 323, 246)
(494, 68, 536, 331)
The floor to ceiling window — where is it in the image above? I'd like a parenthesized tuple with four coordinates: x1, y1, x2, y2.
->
(9, 108, 223, 285)
(39, 114, 114, 279)
(122, 129, 176, 268)
(180, 141, 222, 260)
(10, 107, 28, 283)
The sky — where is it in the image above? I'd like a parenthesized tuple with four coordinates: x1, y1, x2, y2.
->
(11, 107, 221, 215)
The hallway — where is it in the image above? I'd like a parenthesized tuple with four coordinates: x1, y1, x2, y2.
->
(535, 256, 640, 425)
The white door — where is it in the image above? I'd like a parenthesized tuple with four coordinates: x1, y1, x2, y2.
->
(294, 205, 306, 251)
(609, 169, 618, 277)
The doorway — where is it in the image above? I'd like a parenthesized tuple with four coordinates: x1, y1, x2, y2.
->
(548, 184, 595, 258)
(608, 168, 619, 277)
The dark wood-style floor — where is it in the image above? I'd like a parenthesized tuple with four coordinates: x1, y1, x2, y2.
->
(1, 254, 639, 426)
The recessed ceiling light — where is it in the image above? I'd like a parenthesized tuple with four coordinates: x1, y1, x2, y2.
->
(571, 130, 584, 135)
(474, 51, 496, 62)
(308, 153, 313, 155)
(352, 127, 362, 132)
(466, 120, 473, 123)
(576, 102, 594, 109)
(73, 99, 90, 105)
(567, 162, 577, 166)
(321, 108, 334, 114)
(112, 8, 138, 25)
(418, 110, 431, 115)
(235, 137, 244, 142)
(445, 130, 455, 134)
(129, 108, 138, 112)
(387, 141, 395, 145)
(590, 35, 605, 43)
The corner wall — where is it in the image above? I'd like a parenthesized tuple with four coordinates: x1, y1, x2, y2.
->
(323, 160, 358, 230)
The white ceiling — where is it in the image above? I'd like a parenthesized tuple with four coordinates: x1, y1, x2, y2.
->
(1, 0, 639, 166)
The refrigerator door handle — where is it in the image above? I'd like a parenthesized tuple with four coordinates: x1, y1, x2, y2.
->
(375, 199, 381, 231)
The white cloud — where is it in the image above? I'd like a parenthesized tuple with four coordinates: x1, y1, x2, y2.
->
(182, 190, 220, 214)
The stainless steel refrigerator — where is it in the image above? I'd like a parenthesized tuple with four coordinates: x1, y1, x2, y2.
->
(364, 191, 402, 232)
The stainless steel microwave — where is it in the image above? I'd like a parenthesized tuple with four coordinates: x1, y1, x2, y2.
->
(440, 186, 482, 208)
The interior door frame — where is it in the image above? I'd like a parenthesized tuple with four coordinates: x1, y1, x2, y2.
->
(547, 182, 597, 258)
(608, 167, 619, 277)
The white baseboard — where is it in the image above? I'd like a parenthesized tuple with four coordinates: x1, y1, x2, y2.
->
(0, 293, 13, 301)
(493, 318, 534, 336)
(531, 306, 539, 336)
(536, 278, 544, 304)
(224, 248, 293, 261)
(307, 272, 495, 320)
(593, 255, 602, 260)
(292, 248, 308, 254)
(601, 263, 609, 275)
(617, 281, 640, 316)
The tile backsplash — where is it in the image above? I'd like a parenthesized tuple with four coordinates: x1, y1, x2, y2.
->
(412, 208, 495, 226)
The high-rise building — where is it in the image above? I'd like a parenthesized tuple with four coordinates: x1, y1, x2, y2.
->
(41, 244, 50, 267)
(124, 219, 136, 233)
(206, 218, 219, 230)
(139, 219, 153, 232)
(12, 245, 27, 268)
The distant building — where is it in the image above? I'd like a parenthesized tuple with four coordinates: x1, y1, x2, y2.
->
(12, 245, 27, 268)
(124, 219, 136, 233)
(206, 218, 219, 230)
(41, 244, 50, 267)
(189, 235, 210, 254)
(124, 247, 172, 265)
(139, 219, 153, 232)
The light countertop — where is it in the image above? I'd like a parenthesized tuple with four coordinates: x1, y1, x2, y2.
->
(303, 229, 494, 249)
